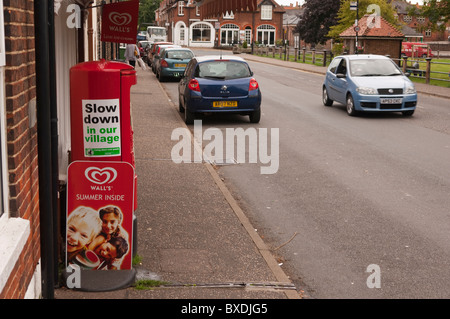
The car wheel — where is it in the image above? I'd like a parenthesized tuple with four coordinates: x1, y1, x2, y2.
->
(249, 108, 261, 123)
(322, 86, 333, 106)
(184, 99, 195, 124)
(402, 110, 415, 116)
(346, 94, 358, 116)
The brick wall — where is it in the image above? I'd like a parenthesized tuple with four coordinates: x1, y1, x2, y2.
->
(365, 39, 402, 59)
(1, 0, 41, 299)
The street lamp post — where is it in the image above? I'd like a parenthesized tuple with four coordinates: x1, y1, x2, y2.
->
(356, 0, 359, 54)
(350, 0, 359, 54)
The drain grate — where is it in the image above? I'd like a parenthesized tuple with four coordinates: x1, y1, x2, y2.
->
(159, 282, 297, 290)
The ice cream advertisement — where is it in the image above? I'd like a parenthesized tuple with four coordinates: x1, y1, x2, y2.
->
(66, 161, 135, 270)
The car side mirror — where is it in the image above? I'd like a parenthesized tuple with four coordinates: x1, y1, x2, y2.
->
(336, 73, 346, 78)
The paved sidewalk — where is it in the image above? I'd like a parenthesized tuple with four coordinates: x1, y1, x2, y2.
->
(55, 65, 301, 300)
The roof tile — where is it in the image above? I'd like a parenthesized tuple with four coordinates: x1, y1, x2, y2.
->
(340, 14, 404, 38)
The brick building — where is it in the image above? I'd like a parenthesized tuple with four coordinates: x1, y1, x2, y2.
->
(340, 14, 405, 59)
(392, 0, 450, 42)
(156, 0, 285, 47)
(0, 0, 41, 299)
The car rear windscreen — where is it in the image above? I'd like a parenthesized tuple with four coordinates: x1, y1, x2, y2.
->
(196, 61, 252, 79)
(166, 50, 194, 59)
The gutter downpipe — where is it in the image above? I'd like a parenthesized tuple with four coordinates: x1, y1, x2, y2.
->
(35, 0, 55, 299)
(48, 0, 60, 288)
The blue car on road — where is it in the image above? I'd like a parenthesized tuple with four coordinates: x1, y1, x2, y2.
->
(178, 55, 262, 124)
(323, 54, 418, 116)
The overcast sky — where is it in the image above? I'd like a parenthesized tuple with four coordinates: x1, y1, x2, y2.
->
(275, 0, 422, 6)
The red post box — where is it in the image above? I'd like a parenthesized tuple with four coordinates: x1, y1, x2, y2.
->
(70, 59, 136, 164)
(70, 60, 138, 209)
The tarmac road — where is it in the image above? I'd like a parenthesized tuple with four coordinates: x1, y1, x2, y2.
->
(161, 50, 450, 298)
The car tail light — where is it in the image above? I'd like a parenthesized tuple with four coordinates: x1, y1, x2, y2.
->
(249, 78, 259, 91)
(161, 59, 169, 67)
(188, 79, 201, 92)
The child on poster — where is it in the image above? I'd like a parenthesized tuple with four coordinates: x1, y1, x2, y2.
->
(66, 206, 102, 265)
(89, 206, 130, 269)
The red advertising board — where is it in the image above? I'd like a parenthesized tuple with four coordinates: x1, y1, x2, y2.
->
(66, 161, 135, 270)
(101, 0, 139, 44)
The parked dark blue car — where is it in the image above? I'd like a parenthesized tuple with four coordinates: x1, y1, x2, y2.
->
(178, 56, 262, 124)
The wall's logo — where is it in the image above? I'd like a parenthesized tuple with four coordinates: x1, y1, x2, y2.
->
(108, 12, 132, 26)
(85, 167, 118, 185)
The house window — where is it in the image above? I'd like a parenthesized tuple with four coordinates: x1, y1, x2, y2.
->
(192, 23, 211, 42)
(403, 15, 412, 23)
(261, 5, 272, 20)
(257, 24, 276, 46)
(417, 16, 425, 24)
(178, 1, 184, 16)
(180, 24, 185, 41)
(245, 26, 252, 45)
(425, 29, 432, 37)
(221, 24, 239, 45)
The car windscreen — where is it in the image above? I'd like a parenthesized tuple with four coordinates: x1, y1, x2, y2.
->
(166, 50, 194, 59)
(349, 59, 402, 77)
(195, 61, 252, 79)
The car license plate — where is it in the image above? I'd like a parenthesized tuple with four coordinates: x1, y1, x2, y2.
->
(381, 98, 402, 104)
(213, 101, 238, 108)
(174, 63, 186, 68)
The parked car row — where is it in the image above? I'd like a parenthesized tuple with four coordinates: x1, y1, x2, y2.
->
(144, 42, 262, 124)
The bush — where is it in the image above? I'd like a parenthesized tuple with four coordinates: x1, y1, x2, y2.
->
(332, 42, 345, 56)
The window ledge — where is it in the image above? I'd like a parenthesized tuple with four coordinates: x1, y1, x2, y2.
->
(0, 217, 30, 293)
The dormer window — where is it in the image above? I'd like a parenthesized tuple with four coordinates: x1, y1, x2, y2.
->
(178, 1, 184, 16)
(261, 5, 272, 20)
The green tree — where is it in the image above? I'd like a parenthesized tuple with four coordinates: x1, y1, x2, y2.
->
(295, 0, 341, 45)
(138, 0, 162, 30)
(328, 0, 399, 39)
(408, 0, 450, 31)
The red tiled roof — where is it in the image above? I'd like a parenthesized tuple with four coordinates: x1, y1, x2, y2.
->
(340, 14, 404, 38)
